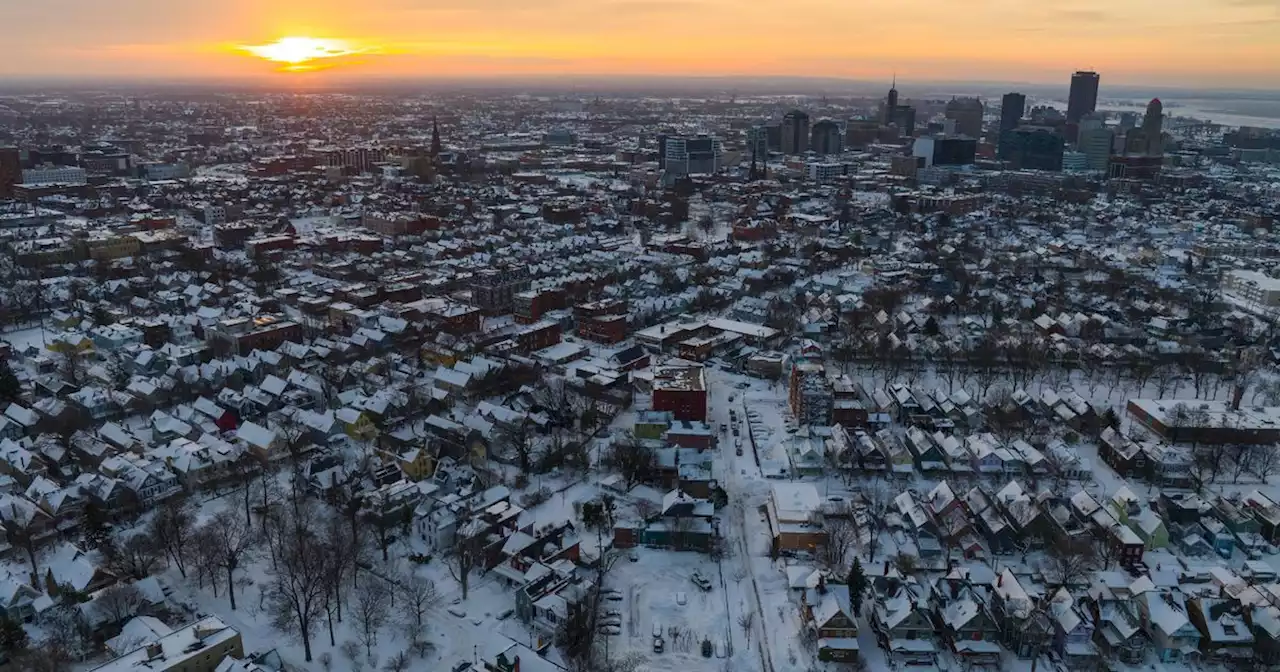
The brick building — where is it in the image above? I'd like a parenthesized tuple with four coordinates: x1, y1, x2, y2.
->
(651, 364, 707, 422)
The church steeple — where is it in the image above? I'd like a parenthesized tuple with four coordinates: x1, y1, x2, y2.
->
(430, 116, 442, 157)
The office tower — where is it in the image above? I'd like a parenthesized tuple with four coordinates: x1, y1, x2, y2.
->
(889, 106, 917, 137)
(747, 126, 769, 159)
(782, 110, 811, 154)
(1000, 93, 1026, 134)
(1062, 151, 1088, 171)
(945, 97, 985, 138)
(885, 77, 899, 124)
(660, 135, 722, 175)
(810, 119, 843, 155)
(998, 126, 1065, 171)
(1077, 119, 1114, 172)
(1118, 112, 1138, 131)
(430, 116, 442, 156)
(1142, 98, 1164, 155)
(912, 136, 977, 168)
(1067, 71, 1100, 123)
(845, 120, 881, 148)
(0, 147, 19, 198)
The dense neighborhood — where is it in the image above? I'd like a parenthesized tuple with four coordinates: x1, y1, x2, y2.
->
(0, 85, 1278, 672)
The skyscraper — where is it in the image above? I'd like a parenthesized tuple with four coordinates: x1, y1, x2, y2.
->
(1000, 93, 1026, 134)
(1142, 98, 1164, 155)
(1077, 119, 1115, 172)
(1067, 71, 1100, 123)
(782, 110, 811, 155)
(809, 119, 843, 155)
(885, 78, 899, 125)
(998, 126, 1065, 171)
(945, 98, 985, 138)
(660, 135, 723, 175)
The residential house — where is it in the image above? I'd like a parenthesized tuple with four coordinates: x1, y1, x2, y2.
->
(766, 482, 826, 554)
(1047, 588, 1098, 670)
(990, 569, 1053, 658)
(1138, 589, 1201, 664)
(801, 582, 860, 662)
(870, 575, 939, 667)
(1085, 572, 1150, 665)
(236, 421, 280, 462)
(1188, 597, 1255, 664)
(933, 581, 1002, 668)
(45, 543, 116, 596)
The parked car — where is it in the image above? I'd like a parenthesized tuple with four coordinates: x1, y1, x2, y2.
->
(691, 571, 713, 591)
(736, 446, 743, 456)
(600, 616, 622, 627)
(452, 663, 473, 672)
(653, 637, 664, 653)
(604, 590, 624, 601)
(600, 625, 621, 635)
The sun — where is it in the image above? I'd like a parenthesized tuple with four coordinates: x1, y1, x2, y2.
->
(239, 37, 366, 71)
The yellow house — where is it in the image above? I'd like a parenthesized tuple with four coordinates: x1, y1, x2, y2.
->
(236, 421, 280, 463)
(46, 332, 94, 355)
(384, 445, 436, 481)
(336, 407, 378, 443)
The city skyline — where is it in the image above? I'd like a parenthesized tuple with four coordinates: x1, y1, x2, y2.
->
(6, 0, 1280, 88)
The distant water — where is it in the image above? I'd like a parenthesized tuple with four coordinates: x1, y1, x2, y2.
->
(1038, 97, 1280, 129)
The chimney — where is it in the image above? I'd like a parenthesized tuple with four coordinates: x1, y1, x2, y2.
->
(884, 560, 890, 575)
(145, 643, 163, 661)
(514, 656, 521, 672)
(1232, 383, 1245, 411)
(997, 573, 1004, 587)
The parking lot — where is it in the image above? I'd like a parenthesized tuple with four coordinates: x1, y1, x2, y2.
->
(599, 547, 746, 669)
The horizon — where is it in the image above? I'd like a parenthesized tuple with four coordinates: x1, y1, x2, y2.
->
(6, 1, 1280, 88)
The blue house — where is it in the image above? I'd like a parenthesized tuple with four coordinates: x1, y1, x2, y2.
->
(1199, 518, 1235, 558)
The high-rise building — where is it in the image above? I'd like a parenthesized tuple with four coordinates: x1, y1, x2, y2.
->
(882, 78, 917, 137)
(1077, 119, 1114, 172)
(945, 98, 985, 138)
(845, 120, 881, 148)
(1000, 93, 1026, 134)
(1067, 71, 1100, 123)
(998, 126, 1065, 171)
(747, 126, 770, 158)
(1142, 98, 1164, 155)
(912, 136, 977, 167)
(809, 119, 843, 155)
(0, 147, 19, 198)
(782, 110, 811, 154)
(885, 79, 899, 124)
(660, 135, 722, 175)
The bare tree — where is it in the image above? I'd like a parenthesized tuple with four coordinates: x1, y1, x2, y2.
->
(383, 651, 412, 672)
(353, 579, 391, 657)
(265, 505, 331, 662)
(861, 481, 893, 562)
(1045, 539, 1093, 589)
(394, 570, 439, 646)
(92, 582, 146, 625)
(147, 498, 195, 578)
(820, 515, 858, 572)
(1152, 362, 1183, 399)
(203, 510, 258, 611)
(737, 612, 754, 644)
(1251, 443, 1280, 484)
(602, 431, 656, 490)
(443, 518, 480, 599)
(1229, 444, 1253, 483)
(101, 531, 161, 580)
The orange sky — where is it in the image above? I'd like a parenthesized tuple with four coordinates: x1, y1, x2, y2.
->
(6, 0, 1280, 87)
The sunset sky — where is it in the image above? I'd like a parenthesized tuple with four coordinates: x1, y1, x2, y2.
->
(7, 0, 1280, 87)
